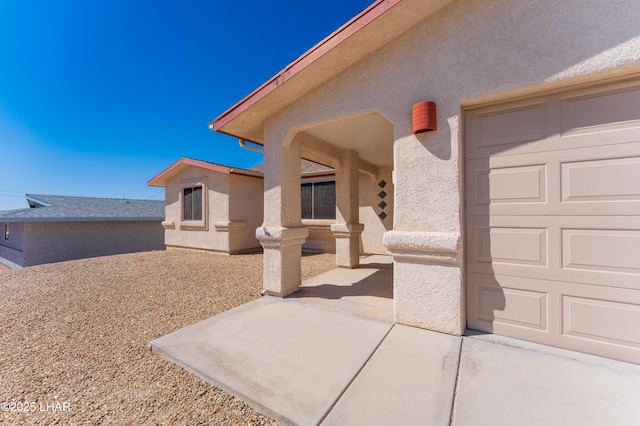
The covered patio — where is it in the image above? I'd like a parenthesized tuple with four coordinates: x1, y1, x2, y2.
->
(254, 111, 394, 298)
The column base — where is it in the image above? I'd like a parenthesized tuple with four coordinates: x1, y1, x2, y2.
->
(257, 226, 309, 297)
(331, 223, 364, 268)
(383, 230, 464, 335)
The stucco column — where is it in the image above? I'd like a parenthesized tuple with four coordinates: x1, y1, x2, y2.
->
(256, 139, 308, 297)
(383, 119, 464, 336)
(331, 149, 363, 268)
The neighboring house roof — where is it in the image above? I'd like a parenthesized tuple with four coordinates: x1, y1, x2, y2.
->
(0, 194, 165, 223)
(210, 0, 454, 143)
(148, 157, 263, 187)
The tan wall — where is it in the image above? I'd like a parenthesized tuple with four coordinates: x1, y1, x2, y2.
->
(0, 222, 25, 266)
(359, 167, 393, 255)
(22, 221, 164, 267)
(163, 168, 230, 253)
(302, 220, 335, 253)
(228, 174, 264, 253)
(262, 0, 640, 332)
(164, 168, 266, 254)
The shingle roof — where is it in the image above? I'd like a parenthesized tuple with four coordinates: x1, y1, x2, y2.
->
(0, 194, 164, 223)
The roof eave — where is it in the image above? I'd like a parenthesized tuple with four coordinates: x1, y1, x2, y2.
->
(210, 0, 454, 143)
(0, 217, 165, 223)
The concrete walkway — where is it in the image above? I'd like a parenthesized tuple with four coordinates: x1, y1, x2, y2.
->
(151, 259, 640, 425)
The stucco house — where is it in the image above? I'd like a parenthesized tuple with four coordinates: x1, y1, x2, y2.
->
(148, 157, 393, 255)
(0, 194, 165, 268)
(209, 0, 640, 364)
(147, 158, 265, 254)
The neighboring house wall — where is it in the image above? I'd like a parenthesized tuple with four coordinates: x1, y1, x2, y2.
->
(21, 221, 164, 267)
(0, 222, 25, 266)
(260, 0, 640, 334)
(164, 168, 230, 253)
(163, 168, 263, 254)
(228, 174, 263, 253)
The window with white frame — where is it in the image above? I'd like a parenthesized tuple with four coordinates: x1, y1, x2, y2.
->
(3, 223, 8, 241)
(301, 181, 336, 220)
(183, 186, 203, 221)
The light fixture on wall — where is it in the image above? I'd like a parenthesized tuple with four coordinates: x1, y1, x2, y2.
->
(412, 101, 437, 134)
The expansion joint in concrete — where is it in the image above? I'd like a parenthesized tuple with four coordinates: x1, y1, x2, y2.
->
(318, 323, 396, 425)
(448, 337, 464, 426)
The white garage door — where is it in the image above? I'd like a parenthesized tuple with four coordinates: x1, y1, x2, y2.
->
(465, 78, 640, 363)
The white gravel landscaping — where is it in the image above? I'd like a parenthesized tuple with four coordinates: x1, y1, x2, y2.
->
(0, 250, 335, 425)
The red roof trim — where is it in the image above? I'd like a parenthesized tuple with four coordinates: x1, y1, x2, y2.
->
(210, 0, 402, 132)
(147, 158, 262, 186)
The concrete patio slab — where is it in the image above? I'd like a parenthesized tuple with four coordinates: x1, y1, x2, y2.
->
(452, 335, 640, 426)
(322, 324, 461, 426)
(293, 255, 393, 318)
(150, 296, 393, 426)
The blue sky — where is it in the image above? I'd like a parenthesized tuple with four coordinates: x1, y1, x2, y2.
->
(0, 0, 373, 210)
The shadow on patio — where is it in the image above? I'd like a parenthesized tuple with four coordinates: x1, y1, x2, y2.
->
(289, 254, 393, 318)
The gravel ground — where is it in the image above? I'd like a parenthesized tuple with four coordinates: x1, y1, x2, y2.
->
(0, 250, 335, 425)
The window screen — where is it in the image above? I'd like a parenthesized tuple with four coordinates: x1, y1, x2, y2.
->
(301, 181, 335, 219)
(183, 186, 203, 221)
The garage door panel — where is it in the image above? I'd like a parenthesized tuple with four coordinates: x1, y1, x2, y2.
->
(474, 101, 546, 149)
(560, 82, 640, 137)
(470, 225, 548, 268)
(562, 296, 640, 349)
(561, 156, 640, 202)
(562, 229, 640, 275)
(467, 273, 552, 335)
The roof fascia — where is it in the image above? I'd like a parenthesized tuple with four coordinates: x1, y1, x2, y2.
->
(148, 158, 264, 187)
(210, 0, 401, 132)
(0, 217, 164, 223)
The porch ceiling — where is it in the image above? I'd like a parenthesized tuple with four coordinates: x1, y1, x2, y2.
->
(304, 113, 394, 167)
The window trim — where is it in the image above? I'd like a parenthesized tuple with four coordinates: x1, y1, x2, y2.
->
(179, 177, 208, 230)
(3, 223, 8, 241)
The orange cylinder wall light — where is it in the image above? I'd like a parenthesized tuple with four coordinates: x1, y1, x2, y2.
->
(412, 101, 437, 134)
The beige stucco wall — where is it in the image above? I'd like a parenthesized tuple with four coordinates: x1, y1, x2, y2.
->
(228, 174, 263, 253)
(262, 0, 640, 333)
(0, 222, 25, 266)
(164, 168, 265, 254)
(21, 221, 164, 267)
(164, 168, 231, 253)
(359, 167, 393, 255)
(302, 220, 335, 253)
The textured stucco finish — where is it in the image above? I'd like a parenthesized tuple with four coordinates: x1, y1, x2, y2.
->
(0, 222, 25, 265)
(17, 221, 164, 267)
(228, 174, 264, 253)
(253, 0, 640, 332)
(359, 168, 393, 255)
(302, 220, 335, 253)
(164, 167, 263, 254)
(257, 140, 307, 295)
(333, 149, 362, 268)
